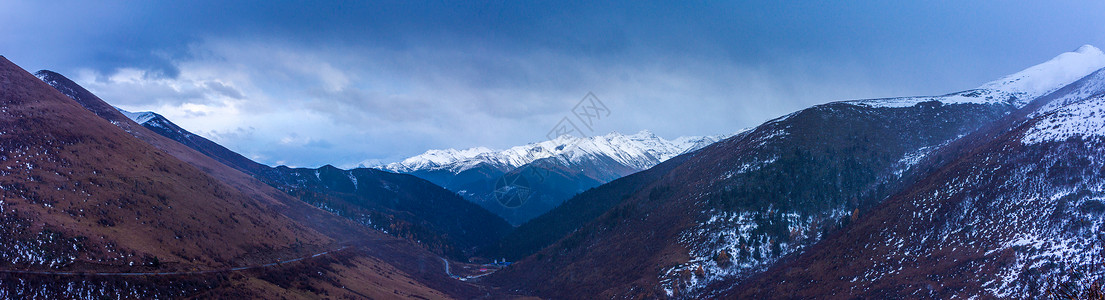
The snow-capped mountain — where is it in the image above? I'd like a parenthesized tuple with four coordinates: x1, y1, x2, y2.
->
(980, 44, 1105, 104)
(380, 130, 733, 225)
(36, 69, 511, 261)
(848, 45, 1105, 109)
(488, 45, 1105, 298)
(381, 147, 497, 173)
(733, 66, 1105, 299)
(117, 108, 158, 125)
(382, 130, 725, 174)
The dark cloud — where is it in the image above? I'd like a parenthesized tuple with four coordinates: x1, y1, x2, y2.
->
(3, 1, 1104, 167)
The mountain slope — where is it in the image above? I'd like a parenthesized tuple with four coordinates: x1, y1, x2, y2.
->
(486, 151, 699, 261)
(385, 131, 728, 225)
(493, 97, 1013, 298)
(114, 108, 269, 175)
(33, 69, 361, 242)
(257, 165, 512, 259)
(0, 56, 493, 298)
(489, 46, 1105, 298)
(732, 66, 1105, 299)
(2, 55, 331, 272)
(36, 70, 512, 260)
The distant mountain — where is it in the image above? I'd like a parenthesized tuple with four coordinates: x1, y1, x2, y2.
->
(381, 130, 732, 225)
(255, 165, 512, 259)
(733, 57, 1105, 299)
(2, 56, 495, 298)
(489, 45, 1105, 298)
(382, 131, 720, 173)
(36, 70, 512, 261)
(485, 150, 700, 261)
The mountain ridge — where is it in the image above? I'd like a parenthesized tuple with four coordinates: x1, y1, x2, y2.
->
(36, 69, 512, 261)
(487, 45, 1105, 298)
(0, 55, 486, 298)
(730, 65, 1105, 298)
(381, 130, 733, 225)
(379, 130, 728, 174)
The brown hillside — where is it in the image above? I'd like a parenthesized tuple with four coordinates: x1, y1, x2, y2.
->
(0, 55, 329, 269)
(0, 55, 500, 298)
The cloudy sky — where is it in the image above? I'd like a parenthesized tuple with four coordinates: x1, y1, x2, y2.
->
(3, 1, 1104, 167)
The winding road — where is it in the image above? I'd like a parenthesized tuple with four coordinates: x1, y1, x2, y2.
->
(440, 257, 501, 281)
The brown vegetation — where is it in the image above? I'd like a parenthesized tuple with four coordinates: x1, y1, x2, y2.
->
(0, 56, 510, 298)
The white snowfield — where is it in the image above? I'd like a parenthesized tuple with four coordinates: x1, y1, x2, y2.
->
(380, 130, 732, 174)
(847, 45, 1105, 109)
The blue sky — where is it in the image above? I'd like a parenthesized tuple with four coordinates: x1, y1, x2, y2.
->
(3, 1, 1104, 167)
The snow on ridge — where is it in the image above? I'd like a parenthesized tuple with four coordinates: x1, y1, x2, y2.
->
(114, 107, 158, 125)
(382, 147, 496, 172)
(380, 130, 722, 174)
(980, 44, 1105, 104)
(846, 45, 1105, 109)
(377, 44, 1105, 175)
(844, 89, 1019, 109)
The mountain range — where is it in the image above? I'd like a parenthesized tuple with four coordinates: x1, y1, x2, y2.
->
(486, 45, 1105, 298)
(734, 45, 1105, 298)
(5, 43, 1105, 299)
(380, 131, 730, 225)
(34, 70, 513, 261)
(1, 55, 502, 298)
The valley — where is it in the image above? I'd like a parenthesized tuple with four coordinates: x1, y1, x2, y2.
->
(2, 3, 1104, 298)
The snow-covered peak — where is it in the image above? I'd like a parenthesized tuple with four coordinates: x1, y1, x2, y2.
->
(980, 45, 1105, 102)
(845, 45, 1105, 109)
(380, 130, 722, 174)
(672, 131, 740, 154)
(115, 107, 159, 125)
(384, 147, 495, 172)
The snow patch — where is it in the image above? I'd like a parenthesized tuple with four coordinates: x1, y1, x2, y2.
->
(845, 89, 1017, 108)
(1022, 94, 1105, 144)
(847, 45, 1105, 109)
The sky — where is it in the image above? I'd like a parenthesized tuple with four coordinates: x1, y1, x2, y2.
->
(2, 1, 1104, 168)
